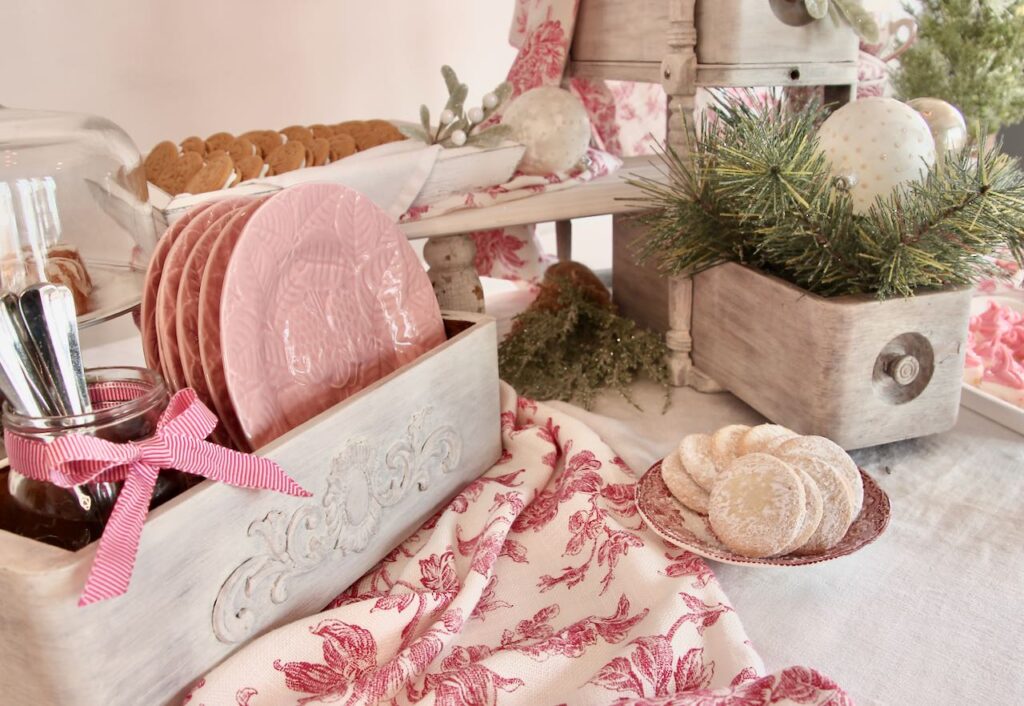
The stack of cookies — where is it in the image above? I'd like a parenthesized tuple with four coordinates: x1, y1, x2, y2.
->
(144, 120, 406, 196)
(661, 424, 864, 558)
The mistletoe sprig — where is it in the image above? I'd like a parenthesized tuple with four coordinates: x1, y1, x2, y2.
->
(805, 0, 880, 44)
(400, 65, 514, 149)
(629, 91, 1024, 299)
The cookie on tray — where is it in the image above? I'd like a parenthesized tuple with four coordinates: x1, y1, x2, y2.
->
(677, 433, 719, 491)
(661, 451, 710, 515)
(266, 142, 306, 175)
(708, 454, 807, 558)
(185, 153, 237, 194)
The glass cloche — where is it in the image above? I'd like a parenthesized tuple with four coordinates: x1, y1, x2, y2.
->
(0, 106, 159, 327)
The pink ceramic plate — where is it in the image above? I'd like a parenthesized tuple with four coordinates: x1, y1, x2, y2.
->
(175, 203, 262, 447)
(140, 203, 213, 371)
(193, 196, 272, 451)
(220, 183, 445, 450)
(636, 460, 891, 567)
(156, 198, 250, 391)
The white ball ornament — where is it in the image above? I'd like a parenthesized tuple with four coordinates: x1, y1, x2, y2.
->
(450, 129, 467, 147)
(816, 97, 936, 214)
(483, 92, 499, 110)
(440, 109, 455, 125)
(468, 106, 485, 124)
(906, 98, 968, 165)
(501, 86, 591, 175)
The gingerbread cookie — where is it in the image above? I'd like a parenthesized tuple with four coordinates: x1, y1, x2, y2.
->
(185, 153, 237, 194)
(775, 436, 863, 518)
(710, 424, 751, 472)
(661, 451, 710, 515)
(236, 154, 265, 182)
(241, 130, 283, 158)
(153, 151, 204, 195)
(740, 424, 797, 456)
(266, 142, 306, 175)
(205, 131, 235, 153)
(309, 137, 330, 166)
(771, 449, 854, 555)
(309, 123, 333, 139)
(144, 141, 180, 181)
(44, 256, 92, 314)
(180, 136, 205, 155)
(708, 454, 807, 558)
(280, 125, 313, 147)
(227, 137, 256, 163)
(329, 134, 357, 161)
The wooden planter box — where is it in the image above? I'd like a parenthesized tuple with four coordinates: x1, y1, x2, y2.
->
(0, 313, 501, 706)
(691, 263, 972, 449)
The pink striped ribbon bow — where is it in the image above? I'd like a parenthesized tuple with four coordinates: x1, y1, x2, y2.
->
(4, 388, 311, 607)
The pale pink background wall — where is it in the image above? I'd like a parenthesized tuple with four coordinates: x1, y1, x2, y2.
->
(0, 1, 518, 154)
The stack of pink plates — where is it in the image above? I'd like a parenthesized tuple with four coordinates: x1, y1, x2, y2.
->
(141, 184, 446, 451)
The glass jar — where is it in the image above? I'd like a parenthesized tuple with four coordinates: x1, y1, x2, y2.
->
(0, 367, 187, 550)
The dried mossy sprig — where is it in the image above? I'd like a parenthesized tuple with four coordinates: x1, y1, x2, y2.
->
(499, 262, 670, 409)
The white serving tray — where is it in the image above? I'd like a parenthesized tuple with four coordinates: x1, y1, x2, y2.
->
(960, 294, 1024, 436)
(149, 139, 524, 222)
(961, 385, 1024, 436)
(0, 312, 501, 706)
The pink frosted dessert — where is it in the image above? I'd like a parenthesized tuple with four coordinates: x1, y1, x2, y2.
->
(965, 300, 1024, 408)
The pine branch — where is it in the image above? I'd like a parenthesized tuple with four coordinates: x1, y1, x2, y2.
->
(630, 90, 1024, 299)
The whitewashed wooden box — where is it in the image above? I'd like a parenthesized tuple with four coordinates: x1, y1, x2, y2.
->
(0, 312, 501, 706)
(570, 0, 858, 87)
(691, 263, 972, 449)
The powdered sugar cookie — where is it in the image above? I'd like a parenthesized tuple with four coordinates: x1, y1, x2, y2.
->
(740, 424, 797, 456)
(711, 424, 751, 471)
(708, 454, 806, 558)
(661, 451, 710, 515)
(677, 433, 719, 491)
(771, 450, 854, 554)
(778, 468, 823, 555)
(776, 436, 863, 518)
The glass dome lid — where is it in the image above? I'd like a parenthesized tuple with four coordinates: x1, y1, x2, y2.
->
(0, 105, 160, 327)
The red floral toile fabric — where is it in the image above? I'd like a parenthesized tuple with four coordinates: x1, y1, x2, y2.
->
(185, 384, 851, 705)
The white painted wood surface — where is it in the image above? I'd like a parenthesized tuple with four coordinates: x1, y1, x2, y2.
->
(691, 263, 973, 449)
(0, 313, 501, 706)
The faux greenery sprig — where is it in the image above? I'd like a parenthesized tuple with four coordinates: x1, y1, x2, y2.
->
(805, 0, 880, 44)
(893, 0, 1024, 135)
(400, 65, 514, 149)
(629, 92, 1024, 299)
(499, 264, 669, 409)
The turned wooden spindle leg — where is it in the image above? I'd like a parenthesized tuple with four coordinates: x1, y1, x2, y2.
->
(423, 234, 484, 313)
(656, 0, 720, 390)
(555, 220, 573, 261)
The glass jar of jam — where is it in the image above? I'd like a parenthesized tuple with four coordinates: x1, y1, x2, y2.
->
(1, 366, 188, 550)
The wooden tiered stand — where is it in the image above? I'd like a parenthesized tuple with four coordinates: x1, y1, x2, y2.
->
(418, 1, 859, 388)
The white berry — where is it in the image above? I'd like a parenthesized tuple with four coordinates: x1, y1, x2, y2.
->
(483, 92, 499, 109)
(468, 107, 485, 124)
(440, 109, 455, 125)
(451, 129, 467, 146)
